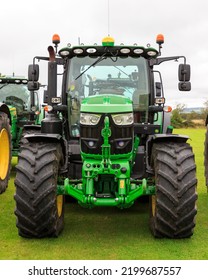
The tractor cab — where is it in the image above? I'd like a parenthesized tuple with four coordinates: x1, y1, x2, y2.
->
(0, 76, 40, 118)
(60, 36, 190, 140)
(67, 54, 149, 137)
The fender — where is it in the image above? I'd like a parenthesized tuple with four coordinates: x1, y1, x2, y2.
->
(0, 103, 11, 124)
(151, 133, 189, 143)
(146, 133, 189, 173)
(24, 133, 68, 173)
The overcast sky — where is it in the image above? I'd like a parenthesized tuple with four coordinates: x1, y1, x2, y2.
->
(1, 0, 208, 108)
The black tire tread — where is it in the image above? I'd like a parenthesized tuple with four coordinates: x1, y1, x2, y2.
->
(14, 142, 64, 238)
(150, 142, 197, 238)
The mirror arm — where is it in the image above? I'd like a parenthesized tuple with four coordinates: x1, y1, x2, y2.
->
(150, 56, 186, 66)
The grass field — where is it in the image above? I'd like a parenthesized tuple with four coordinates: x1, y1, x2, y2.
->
(0, 128, 207, 260)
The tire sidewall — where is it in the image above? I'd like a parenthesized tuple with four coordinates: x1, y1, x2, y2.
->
(0, 112, 12, 193)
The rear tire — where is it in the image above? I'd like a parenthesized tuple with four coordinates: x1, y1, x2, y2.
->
(14, 142, 64, 238)
(150, 142, 197, 238)
(0, 112, 12, 194)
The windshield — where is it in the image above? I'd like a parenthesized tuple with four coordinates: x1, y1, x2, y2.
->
(0, 84, 31, 114)
(67, 56, 150, 128)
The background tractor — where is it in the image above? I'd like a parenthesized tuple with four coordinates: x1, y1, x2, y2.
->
(0, 75, 42, 193)
(14, 34, 197, 238)
(0, 75, 42, 156)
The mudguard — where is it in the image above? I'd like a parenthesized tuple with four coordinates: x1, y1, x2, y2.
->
(0, 103, 11, 124)
(151, 133, 189, 143)
(146, 133, 189, 173)
(24, 133, 68, 172)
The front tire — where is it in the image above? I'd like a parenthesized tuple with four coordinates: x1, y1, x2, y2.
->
(0, 112, 12, 194)
(14, 142, 64, 238)
(150, 142, 197, 238)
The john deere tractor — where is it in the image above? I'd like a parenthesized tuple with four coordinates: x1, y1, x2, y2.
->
(14, 34, 197, 238)
(0, 75, 42, 155)
(0, 75, 42, 193)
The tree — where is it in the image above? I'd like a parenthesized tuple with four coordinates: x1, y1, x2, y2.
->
(201, 100, 208, 125)
(171, 104, 186, 128)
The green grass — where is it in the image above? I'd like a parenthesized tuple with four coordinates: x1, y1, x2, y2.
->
(0, 128, 207, 260)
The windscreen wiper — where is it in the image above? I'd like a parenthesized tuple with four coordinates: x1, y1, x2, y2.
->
(75, 52, 107, 80)
(0, 83, 8, 90)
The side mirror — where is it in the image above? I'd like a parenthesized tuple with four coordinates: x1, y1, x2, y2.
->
(28, 81, 40, 91)
(28, 64, 39, 81)
(155, 82, 162, 97)
(178, 82, 191, 91)
(178, 64, 191, 82)
(43, 90, 48, 103)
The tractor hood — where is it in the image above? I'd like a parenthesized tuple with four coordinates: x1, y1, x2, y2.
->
(81, 94, 132, 114)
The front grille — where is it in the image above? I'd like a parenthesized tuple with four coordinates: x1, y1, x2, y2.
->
(80, 114, 133, 154)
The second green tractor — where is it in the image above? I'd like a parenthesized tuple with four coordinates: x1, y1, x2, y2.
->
(0, 75, 42, 193)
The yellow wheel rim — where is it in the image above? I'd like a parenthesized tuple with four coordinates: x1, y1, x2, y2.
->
(57, 195, 63, 217)
(0, 128, 10, 180)
(151, 195, 156, 217)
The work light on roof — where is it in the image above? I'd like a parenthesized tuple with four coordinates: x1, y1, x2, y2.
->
(86, 48, 97, 54)
(147, 50, 157, 56)
(60, 50, 70, 57)
(73, 48, 84, 54)
(59, 47, 70, 58)
(133, 48, 144, 54)
(120, 48, 131, 54)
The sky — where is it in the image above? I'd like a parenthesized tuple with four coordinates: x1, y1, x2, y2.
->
(1, 0, 208, 108)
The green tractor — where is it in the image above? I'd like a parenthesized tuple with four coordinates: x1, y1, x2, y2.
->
(0, 75, 42, 193)
(14, 34, 197, 238)
(0, 75, 42, 156)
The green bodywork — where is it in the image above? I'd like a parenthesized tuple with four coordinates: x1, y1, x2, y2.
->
(81, 94, 132, 113)
(58, 94, 156, 208)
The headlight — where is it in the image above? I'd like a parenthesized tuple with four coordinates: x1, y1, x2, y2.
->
(80, 113, 101, 125)
(112, 113, 133, 125)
